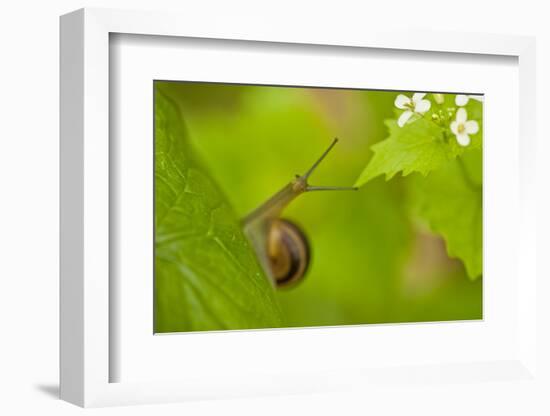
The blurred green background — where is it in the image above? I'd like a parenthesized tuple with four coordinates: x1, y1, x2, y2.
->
(157, 81, 482, 327)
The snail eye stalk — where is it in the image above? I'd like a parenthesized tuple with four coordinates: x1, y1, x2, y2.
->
(301, 138, 358, 192)
(302, 137, 339, 180)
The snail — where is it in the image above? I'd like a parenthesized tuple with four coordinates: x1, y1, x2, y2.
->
(243, 138, 357, 289)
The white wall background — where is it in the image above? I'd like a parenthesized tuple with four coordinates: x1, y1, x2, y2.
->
(0, 0, 548, 414)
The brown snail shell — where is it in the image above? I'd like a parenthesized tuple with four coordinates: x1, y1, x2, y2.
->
(267, 219, 310, 288)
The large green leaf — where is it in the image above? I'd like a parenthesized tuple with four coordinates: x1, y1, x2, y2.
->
(154, 87, 283, 332)
(410, 149, 483, 279)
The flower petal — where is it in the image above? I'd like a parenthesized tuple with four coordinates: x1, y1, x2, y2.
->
(397, 110, 413, 127)
(412, 92, 426, 103)
(456, 132, 471, 147)
(465, 120, 479, 134)
(395, 94, 411, 109)
(455, 95, 469, 106)
(450, 121, 459, 135)
(414, 99, 431, 113)
(456, 107, 467, 123)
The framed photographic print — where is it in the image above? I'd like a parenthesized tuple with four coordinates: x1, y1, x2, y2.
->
(152, 81, 483, 335)
(60, 7, 540, 408)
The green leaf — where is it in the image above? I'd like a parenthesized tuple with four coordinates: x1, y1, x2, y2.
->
(154, 87, 283, 332)
(410, 149, 483, 279)
(354, 118, 457, 187)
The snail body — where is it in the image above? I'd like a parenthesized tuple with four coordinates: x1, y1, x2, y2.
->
(243, 139, 356, 289)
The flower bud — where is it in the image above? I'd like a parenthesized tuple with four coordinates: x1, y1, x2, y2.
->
(433, 93, 444, 105)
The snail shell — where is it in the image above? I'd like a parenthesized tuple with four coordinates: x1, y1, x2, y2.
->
(267, 219, 310, 288)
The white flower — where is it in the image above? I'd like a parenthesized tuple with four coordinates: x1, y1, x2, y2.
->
(455, 94, 484, 107)
(394, 93, 431, 127)
(450, 108, 479, 146)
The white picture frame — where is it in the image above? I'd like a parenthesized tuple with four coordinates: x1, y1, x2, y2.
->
(60, 7, 539, 408)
